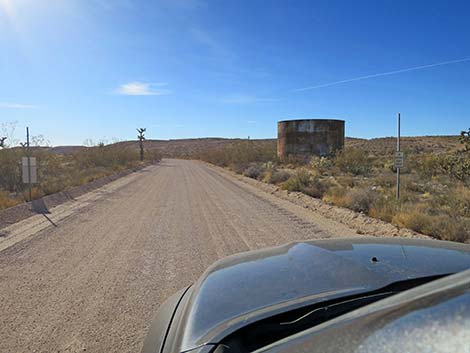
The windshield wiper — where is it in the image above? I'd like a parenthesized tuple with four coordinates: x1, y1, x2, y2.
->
(279, 291, 395, 325)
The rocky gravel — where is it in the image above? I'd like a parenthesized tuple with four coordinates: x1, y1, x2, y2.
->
(0, 159, 358, 353)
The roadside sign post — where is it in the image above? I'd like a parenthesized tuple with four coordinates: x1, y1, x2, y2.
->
(21, 127, 37, 201)
(395, 113, 402, 200)
(394, 151, 404, 168)
(22, 156, 37, 184)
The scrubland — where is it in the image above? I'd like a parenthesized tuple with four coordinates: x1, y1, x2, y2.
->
(193, 136, 469, 243)
(1, 134, 468, 243)
(0, 145, 161, 210)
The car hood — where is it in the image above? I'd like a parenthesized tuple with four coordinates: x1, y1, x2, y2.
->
(172, 237, 470, 352)
(254, 268, 470, 353)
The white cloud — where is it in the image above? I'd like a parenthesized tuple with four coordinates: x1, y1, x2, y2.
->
(295, 57, 470, 92)
(221, 94, 277, 104)
(0, 102, 38, 109)
(114, 82, 172, 96)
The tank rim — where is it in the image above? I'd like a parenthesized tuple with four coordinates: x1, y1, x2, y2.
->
(278, 118, 345, 124)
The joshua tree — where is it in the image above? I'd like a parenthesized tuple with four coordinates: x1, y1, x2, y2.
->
(0, 137, 6, 148)
(137, 128, 146, 161)
(460, 128, 470, 151)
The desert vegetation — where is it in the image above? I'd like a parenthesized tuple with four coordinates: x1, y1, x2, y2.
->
(0, 143, 160, 210)
(193, 134, 470, 243)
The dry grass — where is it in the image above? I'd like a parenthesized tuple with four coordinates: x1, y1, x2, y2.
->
(0, 145, 160, 210)
(192, 136, 469, 243)
(0, 191, 21, 210)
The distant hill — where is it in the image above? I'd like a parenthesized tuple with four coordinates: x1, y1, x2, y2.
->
(47, 146, 87, 154)
(43, 135, 462, 157)
(114, 138, 276, 158)
(345, 135, 462, 154)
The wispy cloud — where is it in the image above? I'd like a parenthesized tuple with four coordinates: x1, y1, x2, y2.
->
(0, 102, 39, 109)
(221, 94, 277, 104)
(295, 57, 470, 92)
(114, 82, 172, 96)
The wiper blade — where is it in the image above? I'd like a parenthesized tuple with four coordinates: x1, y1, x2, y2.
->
(280, 291, 396, 325)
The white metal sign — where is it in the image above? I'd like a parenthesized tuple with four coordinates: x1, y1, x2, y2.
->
(394, 151, 404, 168)
(22, 157, 38, 184)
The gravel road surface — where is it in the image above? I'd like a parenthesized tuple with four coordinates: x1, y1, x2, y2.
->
(0, 159, 356, 353)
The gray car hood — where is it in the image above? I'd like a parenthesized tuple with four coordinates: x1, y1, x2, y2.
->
(171, 237, 470, 352)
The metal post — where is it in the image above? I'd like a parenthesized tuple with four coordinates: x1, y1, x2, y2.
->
(26, 127, 32, 202)
(396, 113, 401, 200)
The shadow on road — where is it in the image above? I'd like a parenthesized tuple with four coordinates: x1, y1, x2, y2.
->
(31, 199, 58, 227)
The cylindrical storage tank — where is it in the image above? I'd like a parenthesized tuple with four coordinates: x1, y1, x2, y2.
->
(277, 119, 345, 160)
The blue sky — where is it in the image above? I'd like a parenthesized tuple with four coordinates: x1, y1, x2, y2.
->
(1, 0, 469, 145)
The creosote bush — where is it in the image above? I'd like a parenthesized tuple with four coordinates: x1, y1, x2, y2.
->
(263, 169, 291, 184)
(334, 148, 372, 176)
(243, 163, 265, 180)
(282, 170, 329, 198)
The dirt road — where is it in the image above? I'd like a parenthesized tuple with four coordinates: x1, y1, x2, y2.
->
(0, 159, 356, 353)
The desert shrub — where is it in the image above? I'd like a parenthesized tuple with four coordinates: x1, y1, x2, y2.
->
(0, 143, 152, 210)
(265, 170, 291, 184)
(196, 148, 228, 166)
(282, 169, 329, 198)
(374, 173, 396, 188)
(437, 153, 470, 184)
(195, 140, 277, 172)
(430, 216, 469, 242)
(334, 148, 372, 176)
(342, 188, 378, 213)
(310, 156, 334, 175)
(37, 153, 75, 194)
(369, 195, 398, 223)
(335, 175, 357, 188)
(324, 186, 377, 213)
(302, 177, 329, 198)
(323, 186, 348, 207)
(412, 153, 441, 178)
(392, 208, 434, 234)
(0, 148, 23, 192)
(243, 163, 265, 180)
(282, 169, 311, 192)
(145, 149, 162, 163)
(460, 128, 470, 151)
(392, 207, 468, 242)
(448, 186, 470, 217)
(0, 190, 20, 210)
(73, 145, 140, 170)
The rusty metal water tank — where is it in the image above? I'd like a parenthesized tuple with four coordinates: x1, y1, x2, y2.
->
(277, 119, 345, 160)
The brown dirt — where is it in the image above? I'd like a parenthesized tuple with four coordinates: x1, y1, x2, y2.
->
(0, 159, 432, 353)
(0, 159, 358, 353)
